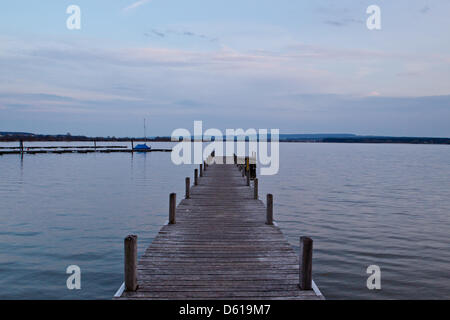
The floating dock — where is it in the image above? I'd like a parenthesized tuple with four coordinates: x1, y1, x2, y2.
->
(115, 157, 323, 300)
(0, 144, 171, 155)
(0, 149, 171, 155)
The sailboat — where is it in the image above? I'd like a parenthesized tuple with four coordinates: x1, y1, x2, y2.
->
(133, 118, 152, 151)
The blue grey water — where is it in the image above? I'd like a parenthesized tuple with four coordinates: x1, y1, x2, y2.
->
(0, 142, 449, 299)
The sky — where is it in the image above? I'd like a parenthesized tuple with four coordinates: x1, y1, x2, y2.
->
(0, 0, 449, 137)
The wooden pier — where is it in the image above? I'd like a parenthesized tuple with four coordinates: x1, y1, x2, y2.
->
(115, 157, 323, 300)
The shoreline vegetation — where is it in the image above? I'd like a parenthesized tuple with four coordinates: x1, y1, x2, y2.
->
(0, 132, 449, 144)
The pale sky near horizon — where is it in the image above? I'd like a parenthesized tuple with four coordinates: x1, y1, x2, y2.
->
(0, 0, 449, 137)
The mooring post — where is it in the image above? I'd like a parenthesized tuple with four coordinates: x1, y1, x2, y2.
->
(242, 166, 245, 177)
(246, 168, 250, 186)
(169, 193, 176, 224)
(185, 177, 190, 199)
(194, 169, 198, 185)
(124, 235, 138, 292)
(266, 194, 273, 225)
(299, 237, 313, 290)
(20, 140, 24, 154)
(131, 140, 134, 151)
(254, 178, 258, 199)
(200, 164, 203, 177)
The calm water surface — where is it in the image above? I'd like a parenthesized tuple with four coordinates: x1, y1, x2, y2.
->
(0, 142, 449, 299)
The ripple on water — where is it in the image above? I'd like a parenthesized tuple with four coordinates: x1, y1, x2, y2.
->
(1, 143, 449, 299)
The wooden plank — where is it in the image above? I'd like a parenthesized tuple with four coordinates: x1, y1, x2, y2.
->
(117, 161, 323, 300)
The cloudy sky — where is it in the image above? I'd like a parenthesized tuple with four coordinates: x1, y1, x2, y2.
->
(0, 0, 449, 137)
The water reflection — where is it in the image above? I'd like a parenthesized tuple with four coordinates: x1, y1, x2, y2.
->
(0, 142, 449, 299)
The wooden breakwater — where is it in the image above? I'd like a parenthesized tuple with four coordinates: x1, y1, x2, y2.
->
(0, 141, 171, 155)
(114, 156, 323, 300)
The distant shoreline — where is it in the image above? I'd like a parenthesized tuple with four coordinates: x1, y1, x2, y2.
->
(0, 134, 449, 145)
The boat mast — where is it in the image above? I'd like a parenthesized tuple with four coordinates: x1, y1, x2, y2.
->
(144, 118, 146, 142)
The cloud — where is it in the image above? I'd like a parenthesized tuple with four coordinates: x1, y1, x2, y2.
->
(315, 4, 363, 27)
(324, 18, 364, 27)
(123, 0, 151, 12)
(324, 20, 346, 27)
(145, 29, 165, 38)
(420, 5, 430, 14)
(1, 35, 450, 136)
(396, 71, 420, 77)
(144, 28, 218, 42)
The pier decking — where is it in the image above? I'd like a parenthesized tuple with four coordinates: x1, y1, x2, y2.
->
(115, 159, 323, 300)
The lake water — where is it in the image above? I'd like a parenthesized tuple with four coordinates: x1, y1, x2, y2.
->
(0, 142, 449, 299)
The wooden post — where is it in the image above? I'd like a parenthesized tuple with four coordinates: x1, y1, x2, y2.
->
(299, 237, 313, 290)
(20, 140, 24, 154)
(185, 177, 190, 199)
(194, 169, 198, 185)
(242, 166, 245, 177)
(266, 194, 273, 225)
(246, 168, 250, 186)
(131, 140, 134, 151)
(200, 164, 203, 177)
(124, 235, 138, 292)
(254, 178, 258, 199)
(169, 193, 176, 224)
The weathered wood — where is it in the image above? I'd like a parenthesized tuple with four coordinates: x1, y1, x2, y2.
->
(266, 194, 273, 225)
(194, 169, 198, 185)
(299, 237, 313, 290)
(246, 168, 250, 186)
(254, 178, 258, 199)
(200, 164, 203, 177)
(169, 193, 176, 224)
(185, 177, 190, 199)
(124, 235, 138, 291)
(117, 162, 321, 300)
